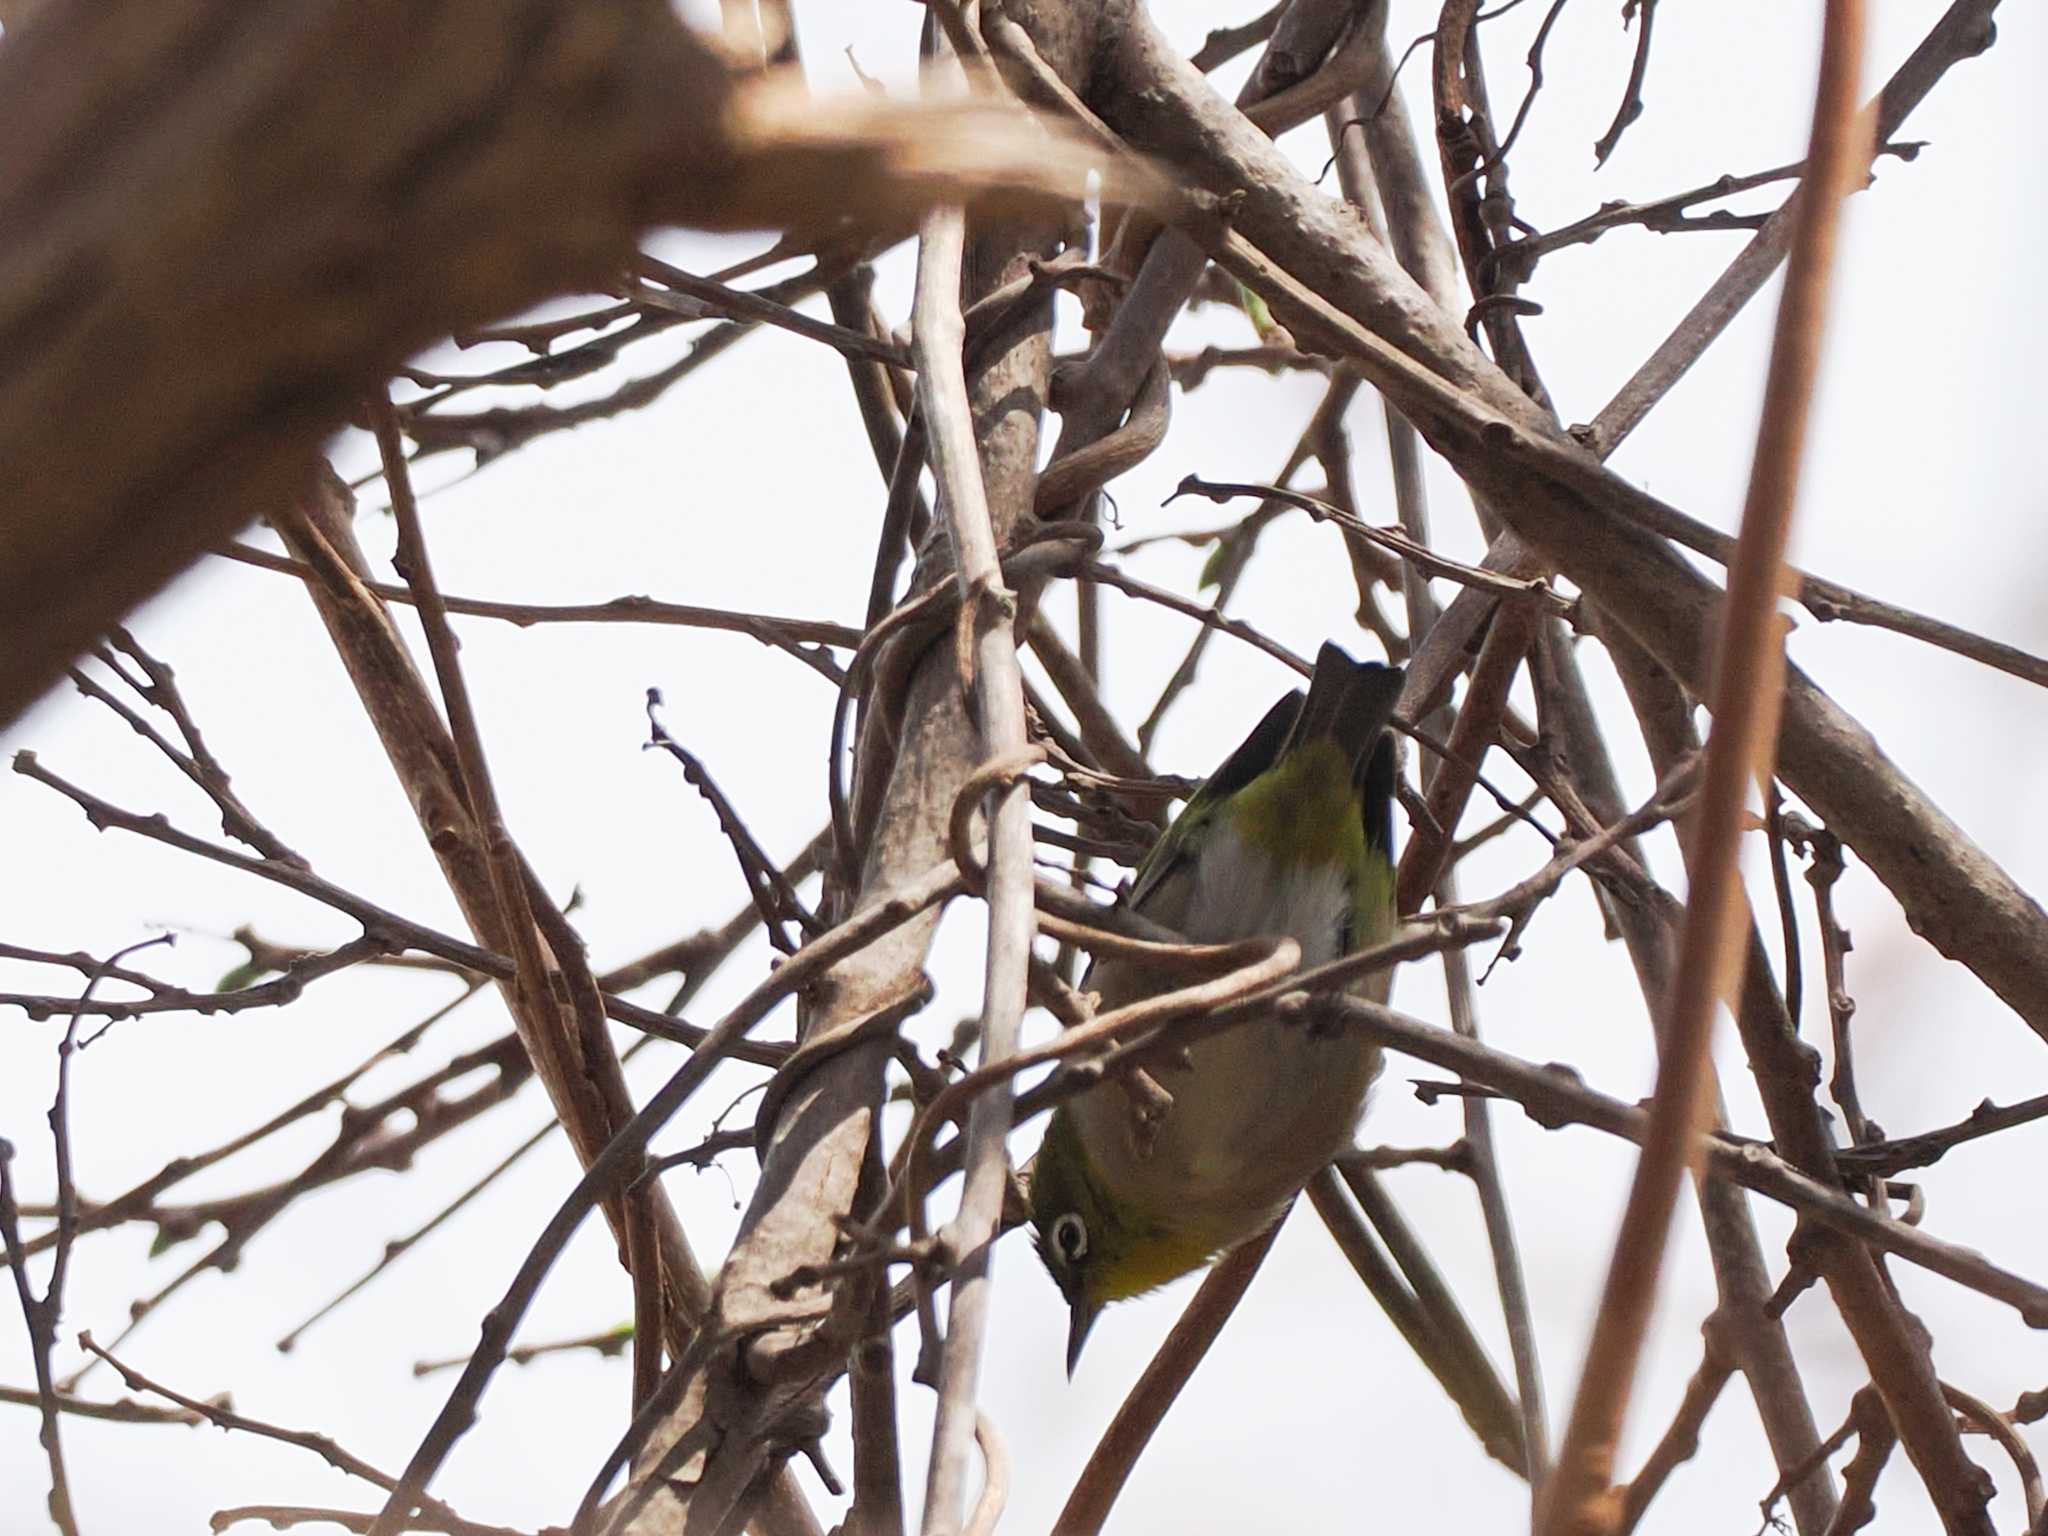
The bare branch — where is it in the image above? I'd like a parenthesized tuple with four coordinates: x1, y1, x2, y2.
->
(217, 541, 861, 653)
(11, 752, 783, 1064)
(366, 862, 962, 1534)
(1308, 994, 2048, 1326)
(1053, 1224, 1281, 1535)
(1592, 0, 1659, 166)
(82, 1333, 449, 1512)
(907, 158, 1038, 1530)
(1541, 5, 1871, 1523)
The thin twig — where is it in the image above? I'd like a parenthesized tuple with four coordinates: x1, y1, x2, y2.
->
(1832, 1092, 2048, 1180)
(1757, 1402, 1860, 1533)
(1052, 1223, 1281, 1535)
(2, 935, 400, 1027)
(1497, 142, 1921, 282)
(1592, 0, 1659, 166)
(0, 1382, 204, 1425)
(74, 1030, 533, 1371)
(79, 1334, 510, 1536)
(1, 1145, 77, 1536)
(412, 1324, 635, 1378)
(1440, 934, 1551, 1486)
(1130, 379, 1348, 750)
(1765, 786, 1807, 1039)
(1310, 1166, 1531, 1472)
(1943, 1383, 2045, 1532)
(635, 256, 912, 368)
(1189, 0, 1285, 72)
(11, 753, 786, 1063)
(1339, 1166, 1534, 1475)
(216, 542, 859, 653)
(70, 630, 303, 864)
(1167, 475, 1568, 610)
(645, 695, 822, 952)
(1826, 1387, 1897, 1535)
(1396, 601, 1542, 912)
(19, 985, 484, 1261)
(4, 932, 173, 1529)
(1614, 1310, 1738, 1533)
(211, 1504, 543, 1536)
(1587, 0, 1999, 456)
(847, 1123, 909, 1536)
(364, 861, 962, 1536)
(1302, 994, 2048, 1325)
(1487, 0, 1573, 172)
(1781, 816, 1874, 1148)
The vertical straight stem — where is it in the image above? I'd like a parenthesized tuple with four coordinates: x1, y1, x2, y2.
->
(1537, 5, 1867, 1530)
(1330, 93, 1552, 1492)
(1441, 938, 1551, 1485)
(910, 189, 1038, 1536)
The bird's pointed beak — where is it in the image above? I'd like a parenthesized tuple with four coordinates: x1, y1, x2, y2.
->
(1066, 1297, 1100, 1377)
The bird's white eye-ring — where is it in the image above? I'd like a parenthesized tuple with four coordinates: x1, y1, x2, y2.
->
(1051, 1212, 1089, 1263)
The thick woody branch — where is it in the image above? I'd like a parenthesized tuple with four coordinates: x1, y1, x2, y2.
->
(0, 0, 1125, 730)
(1085, 0, 2048, 1039)
(276, 474, 689, 1301)
(271, 469, 824, 1534)
(367, 862, 963, 1536)
(613, 12, 1104, 1531)
(1588, 0, 2002, 456)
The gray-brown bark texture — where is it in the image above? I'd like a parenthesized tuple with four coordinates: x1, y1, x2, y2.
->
(6, 3, 2042, 1535)
(618, 10, 1105, 1531)
(0, 2, 733, 728)
(0, 0, 1103, 731)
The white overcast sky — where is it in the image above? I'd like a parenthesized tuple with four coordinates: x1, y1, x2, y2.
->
(4, 3, 2045, 1534)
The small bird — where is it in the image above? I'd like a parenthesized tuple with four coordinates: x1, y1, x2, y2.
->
(1028, 642, 1404, 1373)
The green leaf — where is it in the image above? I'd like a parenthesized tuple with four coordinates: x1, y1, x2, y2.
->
(215, 961, 274, 993)
(1237, 280, 1273, 334)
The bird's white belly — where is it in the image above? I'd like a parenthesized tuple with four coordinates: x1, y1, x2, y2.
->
(1076, 829, 1386, 1245)
(1181, 826, 1355, 963)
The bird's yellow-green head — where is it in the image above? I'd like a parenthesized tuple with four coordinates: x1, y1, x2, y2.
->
(1026, 643, 1404, 1372)
(1028, 1108, 1225, 1372)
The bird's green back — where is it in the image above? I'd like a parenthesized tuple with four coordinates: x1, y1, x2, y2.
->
(1028, 643, 1405, 1369)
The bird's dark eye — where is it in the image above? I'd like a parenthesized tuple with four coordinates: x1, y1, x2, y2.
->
(1051, 1212, 1088, 1263)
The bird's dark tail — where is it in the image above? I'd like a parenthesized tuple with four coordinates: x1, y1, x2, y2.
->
(1283, 642, 1404, 768)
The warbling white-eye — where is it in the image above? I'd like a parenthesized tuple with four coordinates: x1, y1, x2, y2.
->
(1028, 642, 1403, 1372)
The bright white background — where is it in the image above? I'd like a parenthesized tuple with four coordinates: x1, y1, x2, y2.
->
(4, 3, 2044, 1532)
